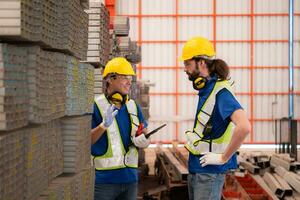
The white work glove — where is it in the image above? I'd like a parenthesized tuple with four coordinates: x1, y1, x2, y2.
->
(132, 134, 150, 148)
(199, 152, 226, 167)
(102, 105, 118, 128)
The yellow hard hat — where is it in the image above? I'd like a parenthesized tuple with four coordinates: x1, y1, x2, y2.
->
(179, 36, 215, 61)
(103, 57, 136, 78)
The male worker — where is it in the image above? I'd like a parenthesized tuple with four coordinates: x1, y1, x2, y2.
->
(180, 36, 251, 200)
(91, 57, 151, 200)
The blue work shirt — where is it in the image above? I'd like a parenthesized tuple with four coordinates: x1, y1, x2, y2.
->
(91, 100, 147, 184)
(188, 75, 242, 174)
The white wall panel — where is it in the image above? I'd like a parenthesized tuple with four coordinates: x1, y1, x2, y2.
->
(178, 96, 198, 118)
(116, 0, 138, 15)
(144, 69, 175, 92)
(236, 95, 250, 118)
(255, 17, 288, 40)
(216, 43, 250, 66)
(254, 68, 288, 92)
(253, 122, 276, 142)
(295, 96, 300, 118)
(146, 121, 174, 142)
(296, 0, 300, 13)
(179, 0, 212, 14)
(254, 95, 289, 118)
(142, 44, 175, 66)
(295, 42, 300, 66)
(254, 43, 288, 66)
(149, 96, 175, 118)
(295, 17, 300, 40)
(254, 0, 288, 13)
(178, 70, 196, 93)
(142, 0, 174, 14)
(216, 0, 250, 14)
(142, 18, 175, 40)
(230, 69, 250, 92)
(149, 96, 175, 142)
(179, 17, 212, 40)
(216, 17, 250, 40)
(129, 18, 138, 41)
(295, 69, 300, 91)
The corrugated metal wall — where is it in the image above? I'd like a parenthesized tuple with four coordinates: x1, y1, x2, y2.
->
(116, 0, 300, 144)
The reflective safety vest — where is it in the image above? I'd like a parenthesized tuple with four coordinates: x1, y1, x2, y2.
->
(185, 80, 235, 155)
(92, 94, 140, 170)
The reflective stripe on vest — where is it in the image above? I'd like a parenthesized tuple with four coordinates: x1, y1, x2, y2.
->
(185, 80, 235, 155)
(93, 94, 139, 170)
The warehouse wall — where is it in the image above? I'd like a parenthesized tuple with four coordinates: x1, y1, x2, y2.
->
(116, 0, 300, 144)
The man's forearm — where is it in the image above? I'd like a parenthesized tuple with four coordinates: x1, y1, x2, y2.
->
(222, 125, 249, 162)
(91, 123, 107, 144)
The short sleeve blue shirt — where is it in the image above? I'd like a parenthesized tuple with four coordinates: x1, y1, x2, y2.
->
(91, 99, 148, 184)
(188, 75, 242, 174)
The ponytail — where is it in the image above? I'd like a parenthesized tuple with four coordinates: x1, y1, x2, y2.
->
(205, 59, 229, 80)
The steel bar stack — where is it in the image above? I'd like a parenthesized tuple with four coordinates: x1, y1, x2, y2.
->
(60, 0, 88, 60)
(85, 2, 109, 67)
(61, 116, 91, 173)
(27, 47, 67, 124)
(24, 125, 48, 200)
(0, 0, 41, 42)
(111, 16, 130, 36)
(0, 0, 88, 60)
(65, 57, 94, 116)
(79, 63, 94, 114)
(94, 68, 103, 97)
(109, 29, 120, 60)
(37, 167, 94, 200)
(0, 130, 25, 200)
(0, 44, 28, 130)
(0, 1, 94, 200)
(45, 119, 63, 183)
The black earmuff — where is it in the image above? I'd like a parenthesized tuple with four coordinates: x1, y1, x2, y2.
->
(109, 92, 129, 105)
(193, 77, 207, 90)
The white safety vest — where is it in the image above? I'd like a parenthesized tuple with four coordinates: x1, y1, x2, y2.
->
(185, 80, 235, 155)
(92, 94, 140, 170)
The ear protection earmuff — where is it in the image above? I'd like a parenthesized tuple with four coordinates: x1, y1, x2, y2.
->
(108, 92, 129, 105)
(193, 77, 207, 90)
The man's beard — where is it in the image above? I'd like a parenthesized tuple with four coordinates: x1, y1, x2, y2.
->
(186, 70, 200, 81)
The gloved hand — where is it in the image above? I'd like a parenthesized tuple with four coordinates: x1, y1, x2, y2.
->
(132, 134, 150, 148)
(102, 105, 118, 128)
(199, 152, 226, 167)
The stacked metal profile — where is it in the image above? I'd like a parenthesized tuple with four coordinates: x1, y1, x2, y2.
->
(37, 167, 95, 200)
(60, 0, 88, 60)
(111, 16, 129, 36)
(79, 63, 94, 113)
(118, 36, 131, 57)
(109, 29, 120, 59)
(65, 57, 94, 115)
(45, 119, 63, 183)
(127, 41, 141, 64)
(0, 0, 40, 42)
(27, 47, 67, 123)
(0, 0, 88, 60)
(52, 52, 67, 119)
(24, 125, 48, 200)
(94, 68, 103, 97)
(86, 2, 110, 66)
(0, 130, 25, 200)
(134, 80, 151, 120)
(80, 0, 89, 9)
(61, 116, 91, 173)
(0, 44, 28, 130)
